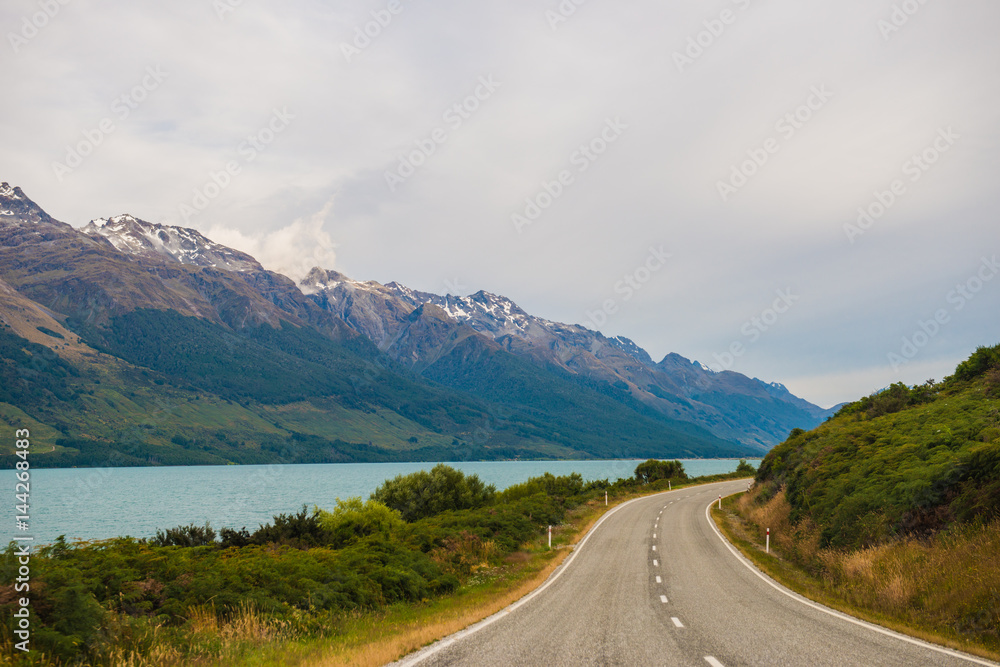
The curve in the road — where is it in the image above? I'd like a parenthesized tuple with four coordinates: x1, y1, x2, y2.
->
(391, 480, 998, 667)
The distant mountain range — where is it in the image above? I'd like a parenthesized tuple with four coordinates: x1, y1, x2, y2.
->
(0, 182, 834, 467)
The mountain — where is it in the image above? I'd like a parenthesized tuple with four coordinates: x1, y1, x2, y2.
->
(0, 183, 757, 466)
(81, 214, 262, 272)
(302, 269, 834, 452)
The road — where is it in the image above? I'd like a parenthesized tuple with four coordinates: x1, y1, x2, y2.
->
(392, 479, 997, 667)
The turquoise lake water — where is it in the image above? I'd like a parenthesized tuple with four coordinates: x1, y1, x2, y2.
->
(4, 459, 757, 545)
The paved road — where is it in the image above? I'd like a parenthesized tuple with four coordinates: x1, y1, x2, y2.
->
(392, 479, 997, 667)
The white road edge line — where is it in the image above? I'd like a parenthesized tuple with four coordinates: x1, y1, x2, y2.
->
(391, 487, 683, 666)
(660, 595, 669, 604)
(672, 617, 684, 628)
(705, 494, 999, 667)
(704, 657, 725, 667)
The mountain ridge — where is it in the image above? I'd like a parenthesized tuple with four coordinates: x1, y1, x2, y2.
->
(0, 182, 830, 465)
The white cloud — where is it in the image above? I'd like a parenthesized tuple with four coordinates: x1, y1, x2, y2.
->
(208, 199, 338, 283)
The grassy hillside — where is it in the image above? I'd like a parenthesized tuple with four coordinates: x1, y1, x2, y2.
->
(756, 344, 1000, 548)
(0, 309, 752, 468)
(725, 344, 1000, 656)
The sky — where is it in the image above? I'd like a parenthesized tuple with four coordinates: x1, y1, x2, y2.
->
(2, 0, 998, 409)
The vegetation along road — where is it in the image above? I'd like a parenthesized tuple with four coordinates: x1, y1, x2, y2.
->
(391, 479, 996, 667)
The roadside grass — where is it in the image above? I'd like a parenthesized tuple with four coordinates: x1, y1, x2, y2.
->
(712, 491, 1000, 663)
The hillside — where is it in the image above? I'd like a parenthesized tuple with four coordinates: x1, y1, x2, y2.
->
(756, 344, 1000, 548)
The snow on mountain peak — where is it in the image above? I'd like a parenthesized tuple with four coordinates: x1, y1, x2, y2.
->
(0, 183, 18, 199)
(82, 215, 261, 272)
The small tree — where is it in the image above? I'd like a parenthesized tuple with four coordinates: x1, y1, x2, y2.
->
(372, 464, 496, 522)
(634, 459, 687, 484)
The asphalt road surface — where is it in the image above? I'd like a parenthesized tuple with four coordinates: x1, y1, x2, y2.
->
(392, 479, 997, 667)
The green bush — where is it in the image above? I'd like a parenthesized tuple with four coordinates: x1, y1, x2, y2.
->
(634, 459, 687, 484)
(317, 498, 403, 548)
(371, 464, 496, 522)
(497, 472, 586, 503)
(151, 523, 216, 547)
(951, 343, 1000, 383)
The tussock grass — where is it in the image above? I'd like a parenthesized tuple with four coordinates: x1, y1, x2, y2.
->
(716, 490, 1000, 662)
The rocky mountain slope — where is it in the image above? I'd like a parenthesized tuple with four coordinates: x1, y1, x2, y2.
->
(302, 269, 833, 451)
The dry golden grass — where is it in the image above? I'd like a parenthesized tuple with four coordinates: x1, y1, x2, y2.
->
(718, 490, 1000, 661)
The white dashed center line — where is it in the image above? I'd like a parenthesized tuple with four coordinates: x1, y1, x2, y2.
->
(655, 576, 662, 584)
(672, 617, 684, 628)
(653, 559, 659, 566)
(653, 533, 657, 539)
(659, 595, 668, 604)
(705, 657, 725, 667)
(652, 546, 657, 551)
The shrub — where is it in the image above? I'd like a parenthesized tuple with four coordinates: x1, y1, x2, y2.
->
(247, 506, 327, 548)
(498, 472, 585, 503)
(152, 523, 216, 547)
(371, 464, 496, 522)
(634, 459, 687, 484)
(317, 498, 403, 548)
(951, 343, 1000, 382)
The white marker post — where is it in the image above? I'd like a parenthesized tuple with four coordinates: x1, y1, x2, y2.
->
(766, 528, 770, 554)
(605, 490, 608, 506)
(718, 495, 722, 510)
(548, 525, 552, 549)
(668, 480, 671, 491)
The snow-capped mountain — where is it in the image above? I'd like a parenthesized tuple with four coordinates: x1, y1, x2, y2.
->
(302, 270, 833, 451)
(82, 214, 261, 272)
(1, 182, 61, 227)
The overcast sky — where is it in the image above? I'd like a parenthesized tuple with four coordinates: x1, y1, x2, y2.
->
(2, 0, 998, 408)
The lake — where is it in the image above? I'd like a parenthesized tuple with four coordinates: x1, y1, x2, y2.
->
(5, 459, 757, 545)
